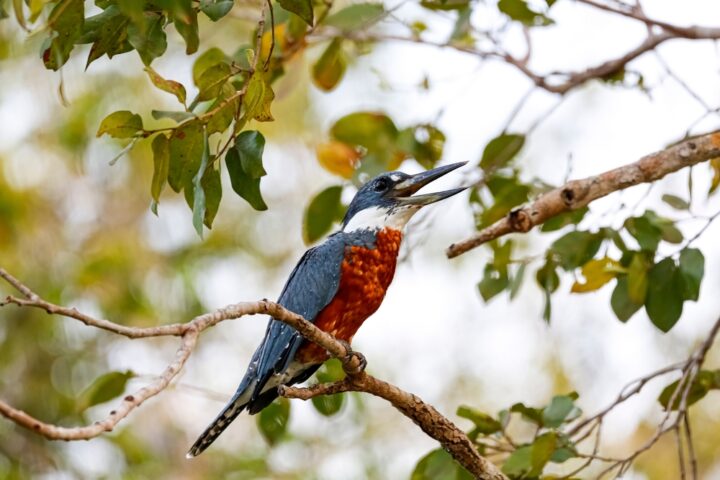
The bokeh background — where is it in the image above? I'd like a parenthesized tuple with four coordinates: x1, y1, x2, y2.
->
(1, 0, 719, 478)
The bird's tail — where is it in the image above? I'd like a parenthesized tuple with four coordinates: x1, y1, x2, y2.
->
(186, 386, 252, 458)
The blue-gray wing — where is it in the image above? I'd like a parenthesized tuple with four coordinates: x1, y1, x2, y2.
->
(248, 233, 348, 397)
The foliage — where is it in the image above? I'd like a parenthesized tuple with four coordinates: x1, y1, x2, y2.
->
(1, 0, 720, 479)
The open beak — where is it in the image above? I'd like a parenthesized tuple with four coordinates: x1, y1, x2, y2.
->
(391, 162, 468, 206)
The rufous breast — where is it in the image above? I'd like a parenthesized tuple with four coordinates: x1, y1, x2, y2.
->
(295, 228, 403, 363)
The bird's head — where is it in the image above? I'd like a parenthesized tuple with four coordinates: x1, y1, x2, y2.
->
(342, 162, 468, 232)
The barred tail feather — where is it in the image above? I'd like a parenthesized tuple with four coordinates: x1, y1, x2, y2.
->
(186, 390, 251, 458)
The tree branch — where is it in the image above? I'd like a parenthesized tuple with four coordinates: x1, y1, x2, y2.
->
(281, 371, 507, 480)
(447, 131, 720, 258)
(0, 268, 507, 480)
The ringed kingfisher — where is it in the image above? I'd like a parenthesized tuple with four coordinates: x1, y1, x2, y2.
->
(187, 162, 468, 457)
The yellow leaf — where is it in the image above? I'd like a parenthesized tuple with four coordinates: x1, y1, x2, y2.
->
(261, 24, 286, 60)
(571, 257, 622, 293)
(243, 73, 275, 122)
(710, 157, 720, 195)
(316, 141, 359, 178)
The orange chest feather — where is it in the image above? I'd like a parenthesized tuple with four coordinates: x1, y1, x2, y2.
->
(296, 228, 403, 363)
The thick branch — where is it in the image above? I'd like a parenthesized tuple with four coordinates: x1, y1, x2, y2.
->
(281, 372, 507, 480)
(0, 269, 506, 479)
(447, 131, 720, 258)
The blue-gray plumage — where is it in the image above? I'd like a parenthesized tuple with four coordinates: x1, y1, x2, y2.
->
(187, 162, 467, 457)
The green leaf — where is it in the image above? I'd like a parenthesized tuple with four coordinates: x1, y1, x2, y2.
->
(396, 125, 446, 170)
(479, 173, 530, 228)
(193, 47, 228, 85)
(550, 230, 603, 271)
(83, 6, 131, 68)
(168, 121, 204, 192)
(312, 38, 347, 92)
(456, 406, 502, 434)
(509, 263, 526, 300)
(645, 258, 684, 332)
(541, 207, 588, 232)
(659, 222, 683, 244)
(309, 359, 346, 416)
(478, 264, 509, 302)
(150, 134, 170, 206)
(678, 248, 704, 301)
(77, 370, 135, 412)
(42, 0, 84, 70)
(207, 85, 240, 134)
(303, 185, 344, 244)
(201, 162, 222, 228)
(625, 211, 679, 251)
(226, 131, 267, 211)
(662, 194, 690, 210)
(234, 130, 267, 178)
(498, 0, 553, 26)
(420, 0, 470, 11)
(311, 394, 345, 416)
(151, 110, 197, 122)
(200, 0, 234, 21)
(611, 276, 642, 322)
(550, 447, 576, 463)
(536, 258, 559, 321)
(256, 398, 290, 445)
(531, 432, 556, 476)
(658, 370, 720, 410)
(449, 7, 472, 45)
(127, 12, 167, 65)
(145, 66, 186, 105)
(627, 252, 650, 304)
(480, 133, 525, 172)
(12, 0, 28, 31)
(510, 402, 544, 426)
(174, 8, 199, 54)
(196, 62, 232, 101)
(278, 0, 313, 26)
(502, 445, 532, 477)
(316, 358, 345, 383)
(412, 448, 473, 480)
(330, 112, 398, 152)
(191, 128, 210, 237)
(542, 394, 579, 428)
(96, 110, 144, 138)
(323, 3, 385, 30)
(184, 158, 222, 228)
(625, 215, 660, 251)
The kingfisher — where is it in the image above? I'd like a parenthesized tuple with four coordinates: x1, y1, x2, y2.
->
(187, 162, 468, 457)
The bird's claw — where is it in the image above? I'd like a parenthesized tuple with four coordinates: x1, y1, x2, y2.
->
(337, 340, 367, 375)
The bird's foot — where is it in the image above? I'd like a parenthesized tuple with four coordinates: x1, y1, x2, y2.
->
(337, 340, 367, 375)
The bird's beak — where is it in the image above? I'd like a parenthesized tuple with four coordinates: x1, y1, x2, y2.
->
(392, 162, 469, 206)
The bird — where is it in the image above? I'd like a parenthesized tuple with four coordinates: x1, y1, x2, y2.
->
(187, 161, 468, 457)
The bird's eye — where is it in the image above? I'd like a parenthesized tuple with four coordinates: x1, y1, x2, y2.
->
(374, 178, 390, 192)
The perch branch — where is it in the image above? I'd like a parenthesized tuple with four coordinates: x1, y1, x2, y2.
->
(0, 268, 507, 480)
(447, 131, 720, 258)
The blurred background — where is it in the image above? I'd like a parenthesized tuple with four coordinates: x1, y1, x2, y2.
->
(0, 0, 719, 478)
